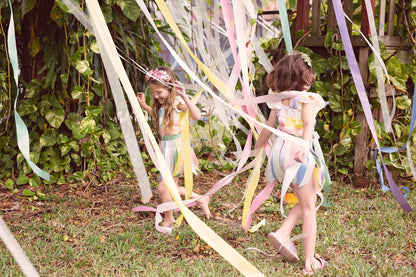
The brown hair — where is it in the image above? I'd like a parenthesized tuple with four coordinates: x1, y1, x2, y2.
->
(266, 51, 316, 93)
(146, 66, 178, 132)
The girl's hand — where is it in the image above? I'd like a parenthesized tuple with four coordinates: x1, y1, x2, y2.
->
(137, 92, 146, 106)
(174, 81, 186, 98)
(294, 149, 308, 163)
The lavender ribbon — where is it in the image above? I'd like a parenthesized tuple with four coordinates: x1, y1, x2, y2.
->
(332, 0, 413, 211)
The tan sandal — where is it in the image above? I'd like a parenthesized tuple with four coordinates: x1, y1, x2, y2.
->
(302, 258, 328, 276)
(267, 232, 299, 263)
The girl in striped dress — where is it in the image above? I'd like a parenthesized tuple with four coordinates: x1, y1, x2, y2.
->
(137, 66, 210, 227)
(254, 52, 329, 275)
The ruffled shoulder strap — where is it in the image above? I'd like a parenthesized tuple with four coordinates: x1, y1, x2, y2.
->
(295, 92, 326, 112)
(266, 89, 306, 109)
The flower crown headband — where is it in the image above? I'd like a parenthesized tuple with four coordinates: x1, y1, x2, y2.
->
(145, 69, 171, 83)
(288, 51, 312, 68)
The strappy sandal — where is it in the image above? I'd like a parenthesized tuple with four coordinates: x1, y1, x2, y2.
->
(267, 232, 299, 263)
(302, 257, 328, 276)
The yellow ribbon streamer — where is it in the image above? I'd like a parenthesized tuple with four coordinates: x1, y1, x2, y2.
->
(154, 0, 233, 99)
(175, 90, 202, 227)
(85, 1, 263, 275)
(241, 149, 265, 228)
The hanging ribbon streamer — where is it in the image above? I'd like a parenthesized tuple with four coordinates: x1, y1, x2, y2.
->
(340, 12, 413, 196)
(276, 0, 292, 52)
(96, 33, 153, 203)
(61, 0, 152, 203)
(0, 217, 39, 277)
(174, 91, 202, 228)
(241, 148, 265, 229)
(8, 0, 49, 181)
(361, 0, 415, 193)
(332, 0, 413, 211)
(85, 1, 264, 275)
(374, 82, 416, 197)
(363, 0, 393, 133)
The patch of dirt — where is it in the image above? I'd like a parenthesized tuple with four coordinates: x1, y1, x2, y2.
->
(0, 170, 262, 226)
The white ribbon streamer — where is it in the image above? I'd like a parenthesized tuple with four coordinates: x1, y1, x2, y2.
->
(0, 217, 39, 277)
(61, 0, 152, 202)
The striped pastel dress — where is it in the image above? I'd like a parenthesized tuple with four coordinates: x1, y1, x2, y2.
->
(159, 96, 198, 179)
(265, 92, 329, 191)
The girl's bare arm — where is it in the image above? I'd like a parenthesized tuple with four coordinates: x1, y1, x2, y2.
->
(137, 92, 155, 117)
(175, 81, 201, 121)
(254, 109, 277, 150)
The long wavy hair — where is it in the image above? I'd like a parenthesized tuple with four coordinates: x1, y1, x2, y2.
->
(266, 51, 316, 93)
(146, 66, 178, 132)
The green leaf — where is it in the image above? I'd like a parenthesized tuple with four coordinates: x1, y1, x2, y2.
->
(315, 81, 332, 96)
(102, 131, 111, 144)
(349, 121, 362, 136)
(49, 152, 64, 172)
(56, 0, 79, 13)
(108, 128, 121, 140)
(386, 58, 408, 91)
(332, 41, 344, 51)
(45, 109, 66, 128)
(36, 190, 45, 199)
(40, 129, 57, 147)
(197, 120, 205, 127)
(328, 94, 343, 112)
(60, 140, 79, 156)
(71, 153, 82, 165)
(310, 57, 327, 75)
(331, 115, 344, 130)
(22, 189, 36, 197)
(90, 40, 100, 54)
(25, 79, 43, 98)
(334, 144, 347, 156)
(340, 56, 349, 70)
(338, 168, 348, 175)
(75, 60, 93, 76)
(79, 118, 96, 137)
(61, 73, 68, 88)
(117, 0, 140, 21)
(395, 95, 411, 110)
(29, 175, 41, 188)
(101, 4, 113, 23)
(85, 105, 102, 118)
(5, 179, 14, 190)
(65, 113, 79, 132)
(324, 31, 333, 49)
(72, 86, 84, 99)
(16, 175, 30, 185)
(18, 99, 38, 116)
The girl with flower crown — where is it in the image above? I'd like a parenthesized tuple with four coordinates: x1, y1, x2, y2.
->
(137, 66, 211, 227)
(254, 51, 330, 275)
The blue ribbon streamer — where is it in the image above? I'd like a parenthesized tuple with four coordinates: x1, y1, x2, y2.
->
(332, 0, 412, 211)
(374, 81, 416, 198)
(8, 0, 50, 181)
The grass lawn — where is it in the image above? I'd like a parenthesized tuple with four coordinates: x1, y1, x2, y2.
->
(0, 170, 415, 276)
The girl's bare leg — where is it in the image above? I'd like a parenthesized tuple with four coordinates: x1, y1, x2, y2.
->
(292, 178, 322, 272)
(158, 180, 175, 226)
(177, 186, 211, 219)
(271, 201, 302, 240)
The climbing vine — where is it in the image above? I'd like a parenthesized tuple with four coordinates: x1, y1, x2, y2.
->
(0, 0, 165, 190)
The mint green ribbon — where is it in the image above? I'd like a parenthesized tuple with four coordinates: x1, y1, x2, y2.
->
(8, 0, 49, 181)
(277, 0, 292, 52)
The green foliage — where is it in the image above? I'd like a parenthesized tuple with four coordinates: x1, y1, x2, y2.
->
(0, 0, 164, 188)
